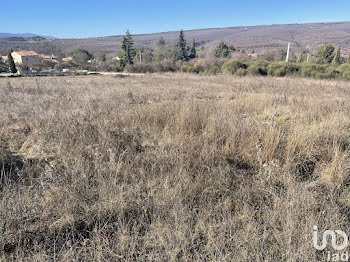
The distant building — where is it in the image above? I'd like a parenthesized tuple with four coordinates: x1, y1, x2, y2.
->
(62, 57, 72, 62)
(40, 54, 58, 63)
(11, 51, 41, 67)
(1, 56, 8, 63)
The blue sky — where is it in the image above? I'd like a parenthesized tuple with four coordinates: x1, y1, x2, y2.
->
(3, 0, 350, 38)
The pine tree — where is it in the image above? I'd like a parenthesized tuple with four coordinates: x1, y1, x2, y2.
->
(332, 46, 341, 66)
(189, 38, 196, 59)
(213, 41, 230, 58)
(8, 51, 17, 73)
(173, 30, 188, 61)
(316, 44, 335, 64)
(121, 29, 136, 65)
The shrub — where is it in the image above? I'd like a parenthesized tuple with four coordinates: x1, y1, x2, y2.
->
(342, 70, 350, 80)
(222, 60, 247, 74)
(206, 65, 221, 75)
(191, 64, 205, 74)
(268, 62, 299, 77)
(324, 66, 340, 79)
(181, 65, 191, 73)
(338, 63, 350, 73)
(299, 63, 324, 78)
(72, 49, 93, 65)
(125, 63, 155, 73)
(236, 68, 247, 76)
(154, 61, 177, 72)
(247, 61, 270, 76)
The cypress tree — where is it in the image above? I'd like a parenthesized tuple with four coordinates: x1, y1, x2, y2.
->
(8, 52, 17, 73)
(121, 29, 136, 65)
(332, 46, 341, 65)
(189, 38, 196, 59)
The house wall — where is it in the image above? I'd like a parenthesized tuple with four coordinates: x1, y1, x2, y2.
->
(11, 52, 23, 64)
(21, 56, 40, 67)
(11, 52, 41, 67)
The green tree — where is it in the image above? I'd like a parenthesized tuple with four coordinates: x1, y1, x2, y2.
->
(316, 44, 335, 64)
(8, 52, 17, 73)
(173, 30, 188, 61)
(121, 29, 136, 65)
(136, 47, 153, 64)
(188, 38, 196, 59)
(297, 51, 307, 63)
(155, 37, 167, 62)
(332, 46, 341, 66)
(278, 50, 287, 61)
(213, 41, 230, 58)
(72, 49, 92, 65)
(95, 53, 106, 63)
(117, 53, 128, 70)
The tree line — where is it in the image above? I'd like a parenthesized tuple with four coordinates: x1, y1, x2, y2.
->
(3, 29, 350, 75)
(116, 29, 197, 69)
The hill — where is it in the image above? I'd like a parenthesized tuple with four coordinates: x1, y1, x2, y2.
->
(0, 33, 55, 40)
(1, 21, 350, 55)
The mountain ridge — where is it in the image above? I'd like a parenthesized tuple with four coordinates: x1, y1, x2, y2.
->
(0, 33, 55, 40)
(1, 21, 350, 55)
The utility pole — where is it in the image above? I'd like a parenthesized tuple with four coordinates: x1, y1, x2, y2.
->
(306, 53, 310, 63)
(286, 42, 291, 62)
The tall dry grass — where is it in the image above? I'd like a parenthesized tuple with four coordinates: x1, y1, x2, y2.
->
(1, 74, 350, 261)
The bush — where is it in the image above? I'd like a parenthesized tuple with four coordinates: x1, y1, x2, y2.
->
(181, 65, 191, 73)
(342, 70, 350, 80)
(222, 60, 247, 74)
(338, 63, 350, 74)
(191, 64, 205, 74)
(125, 63, 155, 73)
(236, 68, 247, 76)
(247, 61, 270, 76)
(324, 66, 340, 79)
(268, 62, 299, 77)
(154, 61, 177, 72)
(206, 65, 221, 75)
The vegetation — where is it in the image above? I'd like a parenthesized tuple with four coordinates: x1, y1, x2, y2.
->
(154, 37, 167, 62)
(2, 75, 350, 261)
(173, 29, 188, 62)
(72, 48, 93, 65)
(222, 60, 247, 74)
(213, 40, 231, 58)
(188, 38, 197, 59)
(316, 43, 335, 64)
(332, 46, 341, 66)
(179, 58, 350, 81)
(136, 47, 153, 64)
(94, 53, 106, 63)
(8, 52, 17, 73)
(120, 29, 136, 66)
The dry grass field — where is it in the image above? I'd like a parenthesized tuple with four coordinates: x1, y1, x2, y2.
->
(1, 74, 350, 261)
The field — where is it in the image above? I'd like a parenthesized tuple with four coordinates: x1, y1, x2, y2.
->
(1, 74, 350, 261)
